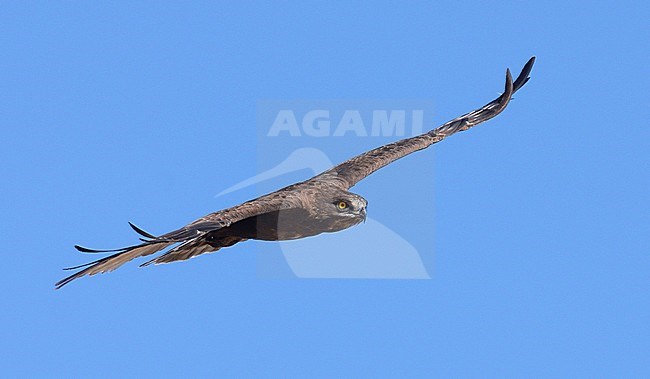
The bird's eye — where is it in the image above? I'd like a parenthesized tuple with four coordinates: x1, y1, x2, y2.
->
(337, 201, 349, 210)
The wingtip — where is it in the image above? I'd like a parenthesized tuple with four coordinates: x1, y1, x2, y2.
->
(74, 244, 93, 252)
(54, 276, 73, 289)
(504, 68, 514, 96)
(128, 221, 157, 239)
(522, 56, 536, 76)
(73, 243, 133, 254)
(54, 275, 78, 290)
(74, 244, 111, 253)
(513, 56, 536, 92)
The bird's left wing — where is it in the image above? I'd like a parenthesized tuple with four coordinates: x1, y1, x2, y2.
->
(56, 189, 303, 289)
(316, 57, 535, 189)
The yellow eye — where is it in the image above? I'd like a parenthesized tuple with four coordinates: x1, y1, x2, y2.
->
(337, 201, 348, 210)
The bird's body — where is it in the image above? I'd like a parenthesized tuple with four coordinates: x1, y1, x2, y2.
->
(56, 57, 535, 289)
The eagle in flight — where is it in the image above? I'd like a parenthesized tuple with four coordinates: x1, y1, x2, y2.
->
(56, 57, 535, 289)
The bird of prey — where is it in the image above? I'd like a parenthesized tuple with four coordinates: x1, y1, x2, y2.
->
(56, 57, 535, 289)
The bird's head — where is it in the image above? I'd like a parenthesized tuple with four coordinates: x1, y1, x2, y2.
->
(316, 190, 367, 231)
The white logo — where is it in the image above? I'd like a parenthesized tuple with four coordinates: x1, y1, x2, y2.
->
(267, 110, 425, 137)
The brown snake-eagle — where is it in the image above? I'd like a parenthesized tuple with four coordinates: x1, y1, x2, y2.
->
(56, 57, 535, 289)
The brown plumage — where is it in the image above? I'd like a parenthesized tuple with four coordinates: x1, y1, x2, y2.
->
(56, 57, 535, 289)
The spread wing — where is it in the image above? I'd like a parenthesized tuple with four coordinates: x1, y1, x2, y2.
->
(317, 57, 535, 189)
(55, 190, 303, 289)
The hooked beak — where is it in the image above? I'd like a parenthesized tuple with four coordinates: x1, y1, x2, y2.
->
(360, 207, 367, 223)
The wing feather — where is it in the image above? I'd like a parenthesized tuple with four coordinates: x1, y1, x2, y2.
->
(57, 190, 303, 289)
(55, 242, 173, 289)
(139, 238, 220, 267)
(317, 57, 535, 189)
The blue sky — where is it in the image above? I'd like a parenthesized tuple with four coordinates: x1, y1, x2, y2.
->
(1, 1, 649, 377)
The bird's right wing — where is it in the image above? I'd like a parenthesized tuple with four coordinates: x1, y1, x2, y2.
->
(316, 57, 535, 189)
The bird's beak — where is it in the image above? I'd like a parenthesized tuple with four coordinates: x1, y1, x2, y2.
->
(360, 207, 367, 223)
